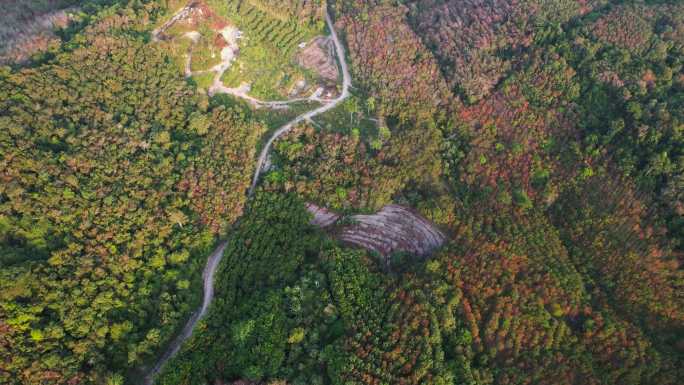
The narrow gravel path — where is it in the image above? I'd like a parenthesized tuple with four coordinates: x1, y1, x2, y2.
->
(142, 242, 226, 384)
(142, 9, 350, 384)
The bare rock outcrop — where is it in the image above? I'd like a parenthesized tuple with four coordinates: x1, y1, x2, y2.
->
(306, 202, 341, 227)
(306, 203, 445, 258)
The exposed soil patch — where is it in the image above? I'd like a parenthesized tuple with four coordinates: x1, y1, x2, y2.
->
(156, 2, 239, 80)
(306, 203, 340, 227)
(306, 203, 446, 260)
(183, 31, 201, 43)
(214, 33, 228, 49)
(297, 36, 339, 82)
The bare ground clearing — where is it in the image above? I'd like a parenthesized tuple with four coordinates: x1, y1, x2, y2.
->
(306, 203, 446, 259)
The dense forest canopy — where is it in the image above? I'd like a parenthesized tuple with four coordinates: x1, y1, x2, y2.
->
(0, 2, 263, 383)
(0, 0, 683, 385)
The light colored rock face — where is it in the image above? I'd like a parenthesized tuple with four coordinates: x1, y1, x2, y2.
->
(306, 203, 446, 258)
(183, 31, 201, 43)
(306, 203, 341, 227)
(342, 204, 446, 258)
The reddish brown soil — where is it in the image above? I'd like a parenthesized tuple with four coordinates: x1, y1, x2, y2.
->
(296, 36, 339, 82)
(214, 34, 228, 49)
(156, 0, 230, 40)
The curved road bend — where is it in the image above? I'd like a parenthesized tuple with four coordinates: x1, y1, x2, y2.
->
(249, 9, 352, 195)
(143, 9, 351, 384)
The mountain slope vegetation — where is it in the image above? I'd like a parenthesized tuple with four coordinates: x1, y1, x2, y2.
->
(0, 1, 683, 385)
(0, 3, 262, 383)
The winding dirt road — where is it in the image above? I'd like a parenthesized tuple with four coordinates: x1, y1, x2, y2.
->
(142, 9, 350, 384)
(142, 242, 227, 384)
(249, 10, 351, 195)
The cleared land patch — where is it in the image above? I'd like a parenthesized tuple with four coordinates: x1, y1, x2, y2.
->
(306, 203, 446, 260)
(0, 1, 78, 64)
(157, 0, 332, 101)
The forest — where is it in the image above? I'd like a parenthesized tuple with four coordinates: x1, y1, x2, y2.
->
(1, 0, 683, 385)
